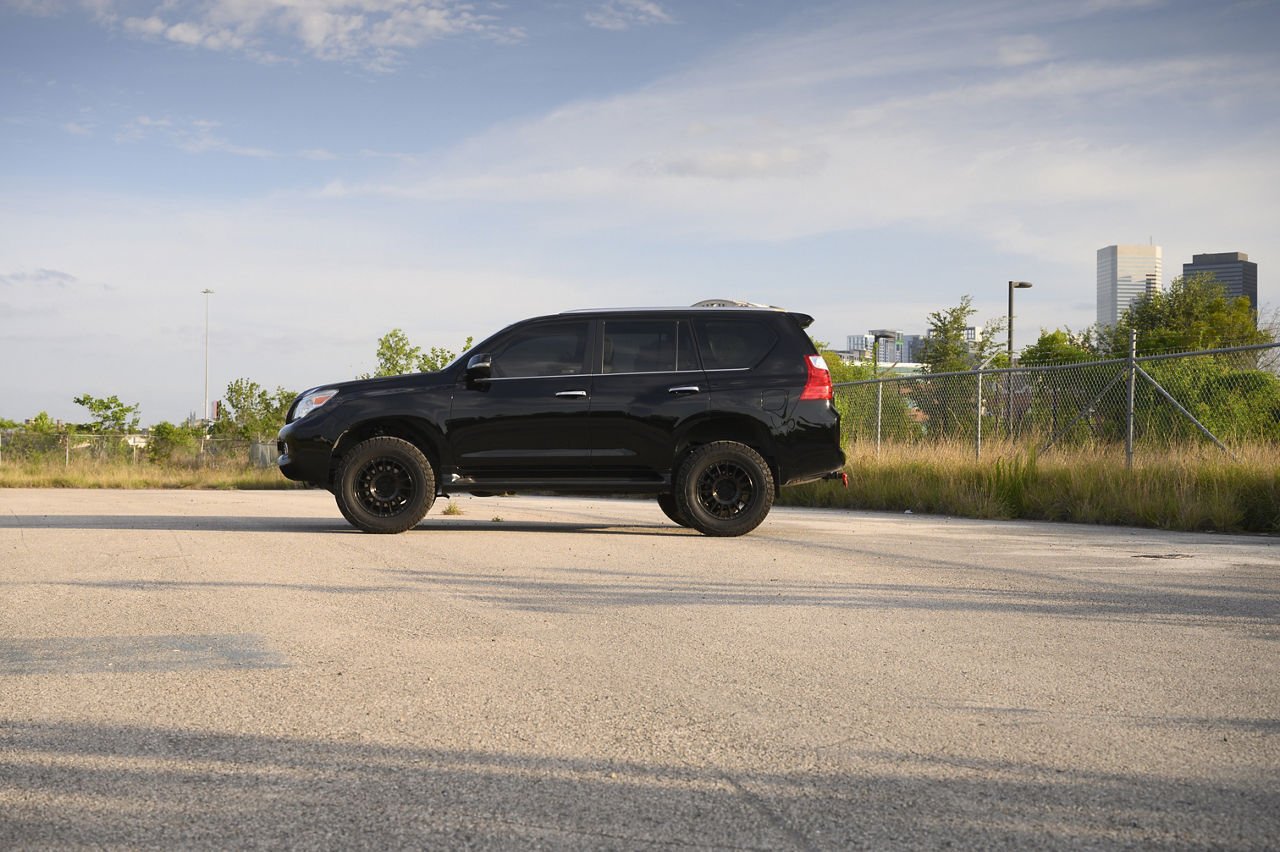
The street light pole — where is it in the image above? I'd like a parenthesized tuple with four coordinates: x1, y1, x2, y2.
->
(202, 289, 214, 426)
(1007, 281, 1033, 438)
(869, 330, 897, 454)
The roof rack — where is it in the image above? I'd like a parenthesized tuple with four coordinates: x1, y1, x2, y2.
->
(691, 299, 783, 309)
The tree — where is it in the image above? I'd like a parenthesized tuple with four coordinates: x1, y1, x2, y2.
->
(917, 296, 1006, 373)
(73, 393, 140, 433)
(147, 420, 201, 463)
(27, 412, 58, 433)
(1104, 272, 1271, 356)
(215, 379, 295, 440)
(1019, 329, 1096, 366)
(365, 329, 475, 377)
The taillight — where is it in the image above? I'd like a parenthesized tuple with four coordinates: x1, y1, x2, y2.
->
(799, 354, 833, 401)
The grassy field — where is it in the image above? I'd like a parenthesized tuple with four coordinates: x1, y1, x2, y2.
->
(3, 443, 1278, 534)
(781, 441, 1280, 534)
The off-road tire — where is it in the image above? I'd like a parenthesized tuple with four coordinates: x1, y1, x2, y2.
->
(673, 441, 774, 537)
(334, 437, 435, 534)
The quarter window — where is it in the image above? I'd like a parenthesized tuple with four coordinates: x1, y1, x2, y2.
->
(694, 319, 778, 370)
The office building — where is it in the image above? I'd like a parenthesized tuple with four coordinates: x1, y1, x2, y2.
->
(1182, 252, 1258, 314)
(1097, 244, 1162, 328)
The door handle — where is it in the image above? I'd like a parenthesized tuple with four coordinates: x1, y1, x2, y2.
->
(668, 386, 700, 395)
(555, 390, 588, 398)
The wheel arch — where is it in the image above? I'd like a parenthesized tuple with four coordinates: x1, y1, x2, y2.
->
(673, 414, 781, 495)
(329, 417, 446, 488)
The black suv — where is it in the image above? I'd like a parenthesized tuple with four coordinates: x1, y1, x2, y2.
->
(277, 304, 845, 536)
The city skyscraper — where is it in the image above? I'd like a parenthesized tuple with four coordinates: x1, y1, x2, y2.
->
(1182, 252, 1258, 314)
(1097, 244, 1162, 328)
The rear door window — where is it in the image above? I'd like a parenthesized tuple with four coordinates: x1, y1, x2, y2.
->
(602, 320, 699, 374)
(693, 319, 778, 370)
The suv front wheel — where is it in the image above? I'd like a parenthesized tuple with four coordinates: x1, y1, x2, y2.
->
(674, 441, 775, 537)
(334, 437, 436, 533)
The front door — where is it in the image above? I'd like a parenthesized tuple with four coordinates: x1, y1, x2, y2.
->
(446, 320, 593, 479)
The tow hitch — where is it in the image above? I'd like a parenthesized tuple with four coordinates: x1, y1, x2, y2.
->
(823, 471, 849, 488)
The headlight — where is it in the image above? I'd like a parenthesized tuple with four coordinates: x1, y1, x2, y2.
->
(294, 388, 338, 420)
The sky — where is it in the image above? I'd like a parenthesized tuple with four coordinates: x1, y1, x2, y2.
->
(2, 0, 1278, 424)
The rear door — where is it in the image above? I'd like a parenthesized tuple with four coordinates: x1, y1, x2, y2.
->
(589, 317, 707, 478)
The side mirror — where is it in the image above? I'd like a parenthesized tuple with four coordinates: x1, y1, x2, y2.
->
(465, 353, 492, 382)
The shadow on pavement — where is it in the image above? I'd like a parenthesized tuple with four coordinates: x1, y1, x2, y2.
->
(1, 719, 1274, 850)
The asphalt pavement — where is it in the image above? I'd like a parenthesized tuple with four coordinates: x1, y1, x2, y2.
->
(1, 488, 1277, 849)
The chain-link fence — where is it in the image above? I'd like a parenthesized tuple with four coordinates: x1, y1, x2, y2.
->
(0, 432, 277, 468)
(835, 341, 1280, 465)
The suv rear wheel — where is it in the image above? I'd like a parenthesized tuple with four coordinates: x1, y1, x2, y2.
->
(334, 437, 436, 534)
(674, 441, 775, 537)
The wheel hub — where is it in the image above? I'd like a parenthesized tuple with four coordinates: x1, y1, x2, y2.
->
(698, 462, 753, 518)
(358, 459, 414, 517)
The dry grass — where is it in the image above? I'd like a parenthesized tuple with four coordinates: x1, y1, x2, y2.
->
(780, 441, 1280, 534)
(0, 458, 298, 490)
(5, 442, 1278, 534)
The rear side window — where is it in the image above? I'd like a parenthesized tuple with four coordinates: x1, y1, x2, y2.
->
(694, 319, 779, 370)
(603, 320, 699, 373)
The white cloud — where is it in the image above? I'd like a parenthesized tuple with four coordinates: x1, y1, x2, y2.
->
(585, 0, 674, 31)
(993, 34, 1052, 67)
(68, 1, 524, 67)
(342, 1, 1276, 272)
(116, 115, 274, 157)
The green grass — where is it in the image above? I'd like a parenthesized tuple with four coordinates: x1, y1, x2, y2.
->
(780, 441, 1280, 534)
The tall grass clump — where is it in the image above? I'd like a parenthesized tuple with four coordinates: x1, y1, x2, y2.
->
(780, 440, 1280, 534)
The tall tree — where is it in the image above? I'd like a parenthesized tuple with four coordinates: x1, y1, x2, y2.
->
(216, 379, 295, 440)
(918, 296, 1005, 373)
(366, 328, 474, 377)
(1105, 272, 1270, 356)
(73, 393, 140, 433)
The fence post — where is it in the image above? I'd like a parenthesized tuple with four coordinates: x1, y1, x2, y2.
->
(1126, 330, 1137, 470)
(875, 381, 883, 454)
(975, 367, 983, 459)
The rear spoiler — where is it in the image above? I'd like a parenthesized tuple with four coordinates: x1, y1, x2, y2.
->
(691, 299, 814, 329)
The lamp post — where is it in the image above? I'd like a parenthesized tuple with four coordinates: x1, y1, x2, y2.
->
(869, 329, 897, 453)
(1007, 281, 1032, 438)
(202, 289, 214, 427)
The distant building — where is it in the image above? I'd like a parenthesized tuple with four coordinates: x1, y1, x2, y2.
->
(1182, 252, 1258, 315)
(848, 332, 911, 365)
(1097, 244, 1162, 328)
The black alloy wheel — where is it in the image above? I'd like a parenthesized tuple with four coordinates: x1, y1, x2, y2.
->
(674, 441, 775, 537)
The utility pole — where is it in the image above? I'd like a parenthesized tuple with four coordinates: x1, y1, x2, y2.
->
(202, 289, 214, 426)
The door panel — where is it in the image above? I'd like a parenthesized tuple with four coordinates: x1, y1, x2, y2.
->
(446, 320, 592, 478)
(591, 319, 706, 477)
